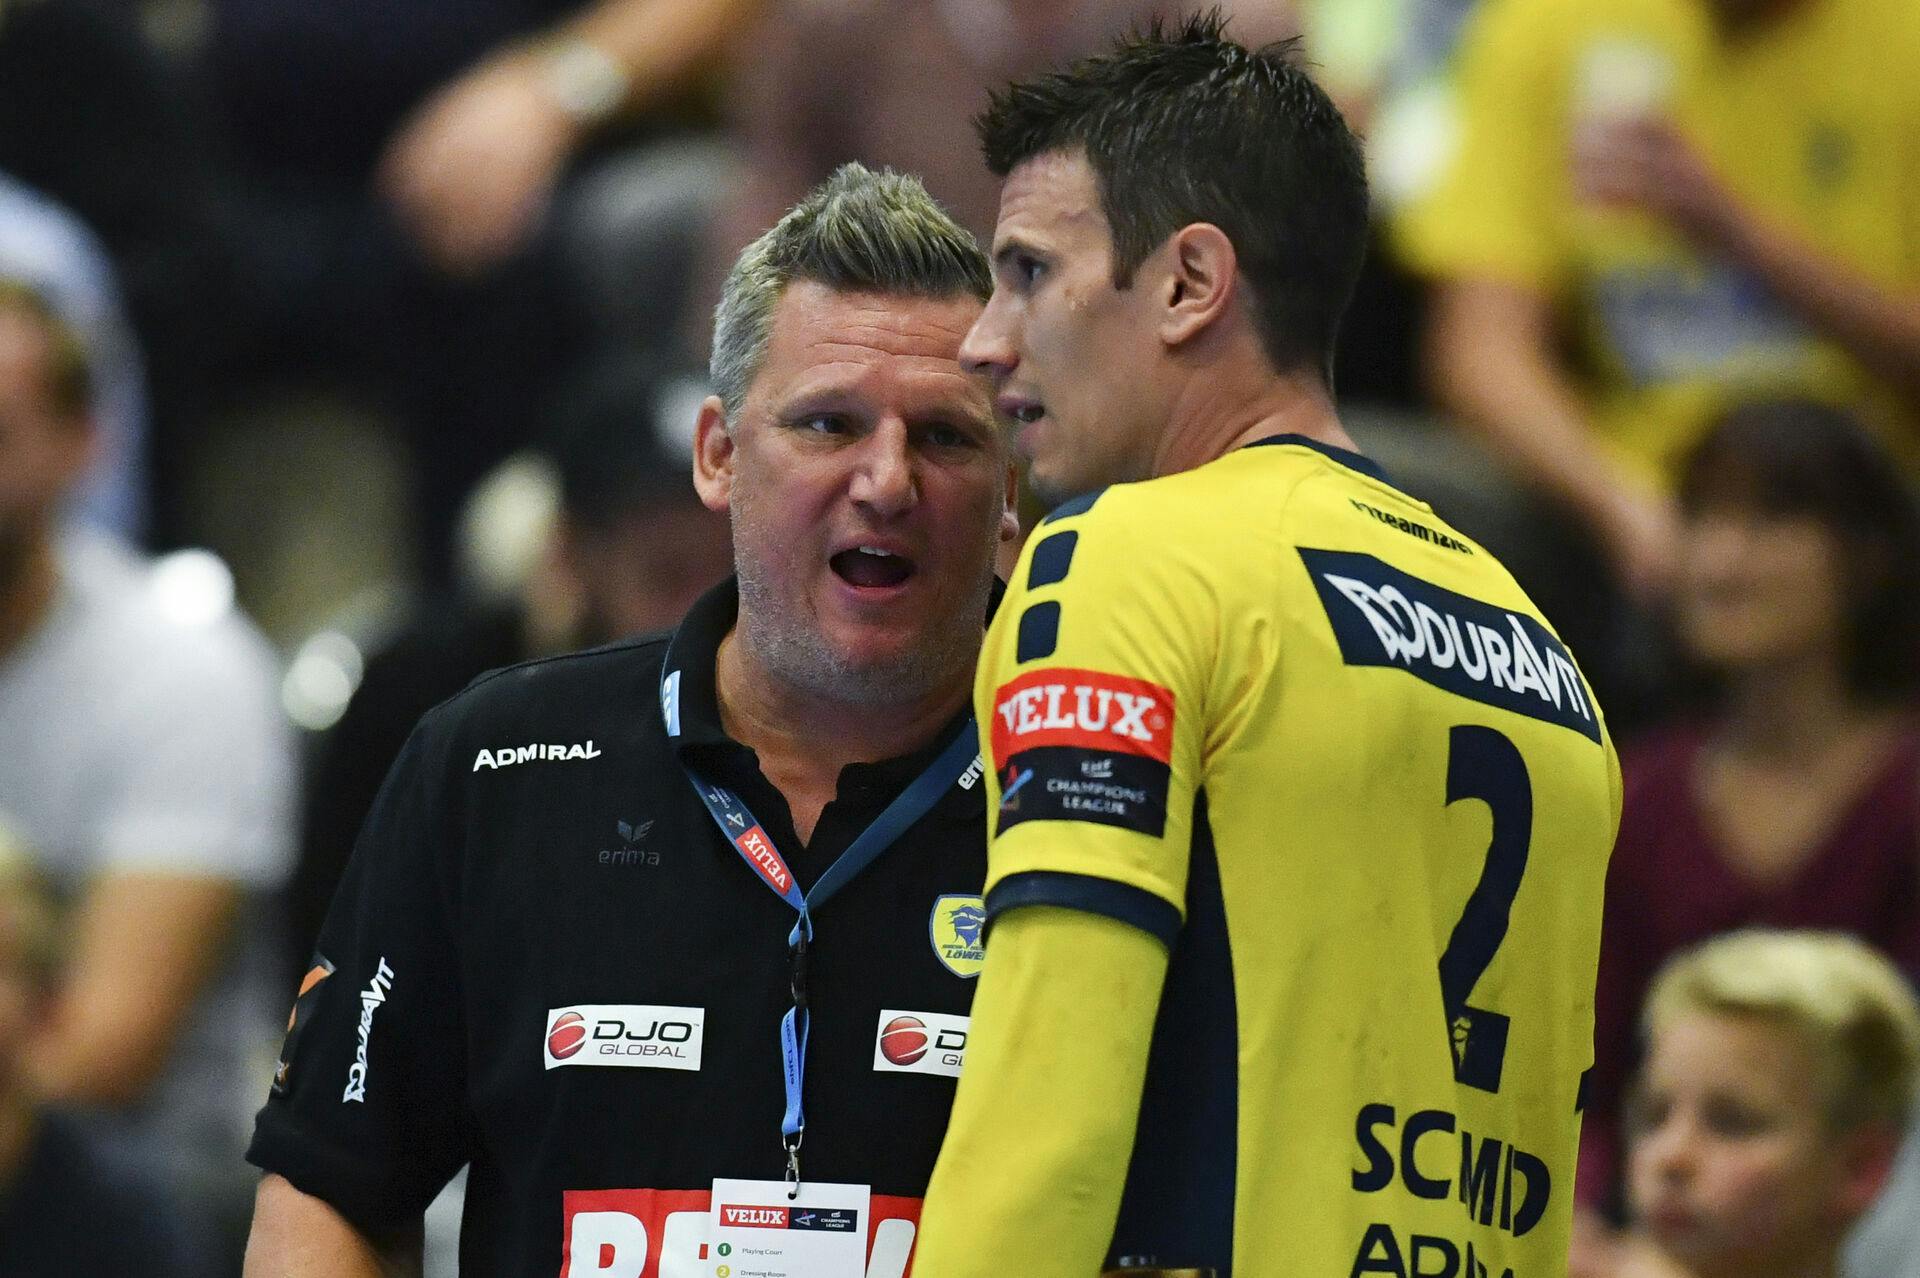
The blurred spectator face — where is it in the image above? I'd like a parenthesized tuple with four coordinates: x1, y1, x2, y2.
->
(1675, 501, 1845, 674)
(963, 150, 1170, 507)
(696, 281, 1011, 704)
(1673, 400, 1920, 696)
(0, 300, 93, 578)
(557, 501, 731, 647)
(1627, 1010, 1851, 1275)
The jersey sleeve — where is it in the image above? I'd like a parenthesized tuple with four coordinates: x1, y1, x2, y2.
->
(246, 705, 472, 1237)
(1392, 0, 1571, 293)
(915, 906, 1169, 1276)
(973, 491, 1214, 947)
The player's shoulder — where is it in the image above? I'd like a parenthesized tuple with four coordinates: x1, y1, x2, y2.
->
(1020, 435, 1492, 612)
(414, 633, 671, 754)
(1032, 435, 1369, 549)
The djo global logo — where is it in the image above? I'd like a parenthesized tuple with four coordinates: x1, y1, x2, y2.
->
(878, 1015, 929, 1066)
(543, 1004, 706, 1071)
(547, 1011, 588, 1060)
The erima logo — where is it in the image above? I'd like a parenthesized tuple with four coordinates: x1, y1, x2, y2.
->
(472, 741, 602, 771)
(1302, 549, 1601, 742)
(342, 958, 394, 1102)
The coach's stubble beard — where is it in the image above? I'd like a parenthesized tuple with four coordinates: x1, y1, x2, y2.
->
(728, 504, 996, 713)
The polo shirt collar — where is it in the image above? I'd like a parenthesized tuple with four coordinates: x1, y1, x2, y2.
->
(657, 576, 993, 824)
(659, 576, 741, 755)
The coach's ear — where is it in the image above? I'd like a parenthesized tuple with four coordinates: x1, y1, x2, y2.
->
(1157, 222, 1238, 350)
(692, 396, 736, 513)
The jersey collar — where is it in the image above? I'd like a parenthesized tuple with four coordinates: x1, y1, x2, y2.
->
(1245, 432, 1390, 484)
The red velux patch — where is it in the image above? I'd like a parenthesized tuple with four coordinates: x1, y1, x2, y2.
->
(718, 1204, 790, 1229)
(990, 668, 1176, 767)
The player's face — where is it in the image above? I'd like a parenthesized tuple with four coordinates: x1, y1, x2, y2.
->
(0, 305, 91, 583)
(695, 282, 1016, 705)
(963, 149, 1171, 508)
(1674, 501, 1847, 675)
(1627, 1011, 1848, 1276)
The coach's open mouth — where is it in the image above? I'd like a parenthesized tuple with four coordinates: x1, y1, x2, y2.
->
(830, 546, 915, 588)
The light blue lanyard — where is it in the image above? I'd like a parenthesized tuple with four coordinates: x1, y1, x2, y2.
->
(663, 668, 977, 1192)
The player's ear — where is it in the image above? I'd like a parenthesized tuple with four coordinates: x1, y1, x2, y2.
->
(691, 395, 736, 513)
(1158, 222, 1238, 350)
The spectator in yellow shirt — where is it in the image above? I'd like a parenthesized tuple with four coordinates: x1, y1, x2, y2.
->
(1399, 0, 1920, 600)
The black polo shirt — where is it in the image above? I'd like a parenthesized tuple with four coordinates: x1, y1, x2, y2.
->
(248, 580, 990, 1276)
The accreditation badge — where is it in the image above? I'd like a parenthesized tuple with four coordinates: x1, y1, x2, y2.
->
(708, 1180, 871, 1278)
(927, 894, 987, 978)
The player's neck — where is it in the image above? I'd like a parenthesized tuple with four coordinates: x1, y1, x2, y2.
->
(0, 532, 58, 665)
(1153, 369, 1356, 478)
(713, 629, 971, 841)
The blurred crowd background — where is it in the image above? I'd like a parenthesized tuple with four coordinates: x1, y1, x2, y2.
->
(1, 0, 1917, 1272)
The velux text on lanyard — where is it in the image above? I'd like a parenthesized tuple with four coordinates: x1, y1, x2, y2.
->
(660, 668, 978, 1197)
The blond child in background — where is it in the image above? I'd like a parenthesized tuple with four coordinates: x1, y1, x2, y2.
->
(1574, 929, 1920, 1278)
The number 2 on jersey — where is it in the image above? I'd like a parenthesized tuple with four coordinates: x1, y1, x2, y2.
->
(1439, 725, 1533, 1094)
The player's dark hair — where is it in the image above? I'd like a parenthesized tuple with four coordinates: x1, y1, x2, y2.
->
(975, 9, 1369, 386)
(1679, 398, 1920, 701)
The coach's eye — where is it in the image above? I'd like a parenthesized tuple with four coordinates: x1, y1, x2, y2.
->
(1015, 253, 1044, 286)
(924, 422, 975, 449)
(797, 414, 851, 435)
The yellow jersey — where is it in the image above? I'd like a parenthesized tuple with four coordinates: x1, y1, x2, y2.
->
(1395, 0, 1920, 482)
(973, 437, 1621, 1276)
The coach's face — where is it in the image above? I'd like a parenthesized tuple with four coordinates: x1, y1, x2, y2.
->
(962, 148, 1170, 508)
(694, 282, 1017, 705)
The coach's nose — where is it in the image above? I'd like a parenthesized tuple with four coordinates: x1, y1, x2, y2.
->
(849, 418, 917, 519)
